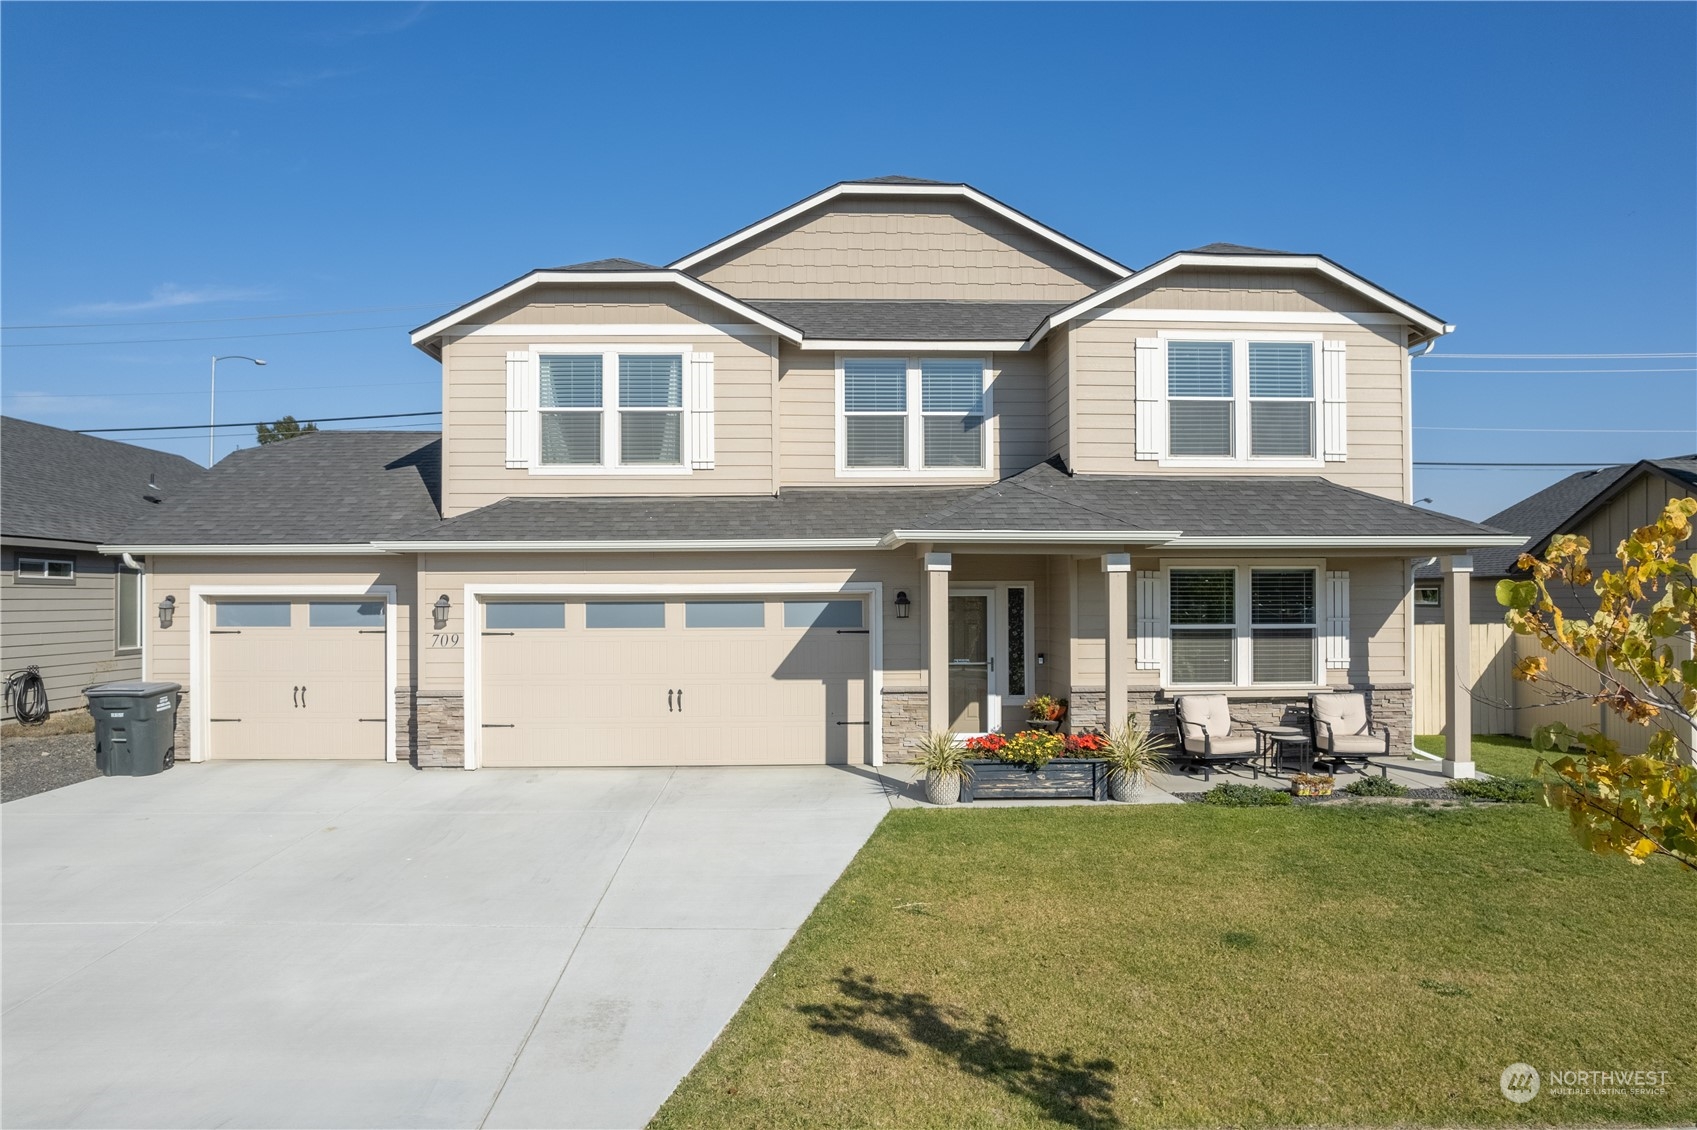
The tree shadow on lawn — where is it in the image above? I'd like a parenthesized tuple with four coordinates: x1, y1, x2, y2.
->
(796, 967, 1120, 1129)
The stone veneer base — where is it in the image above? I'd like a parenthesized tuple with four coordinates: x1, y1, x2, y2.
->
(414, 693, 465, 768)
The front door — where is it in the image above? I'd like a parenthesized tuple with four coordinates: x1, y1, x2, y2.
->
(948, 590, 996, 734)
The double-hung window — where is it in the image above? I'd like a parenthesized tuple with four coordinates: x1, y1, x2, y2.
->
(1160, 333, 1321, 464)
(841, 356, 988, 473)
(536, 351, 685, 469)
(1166, 565, 1320, 687)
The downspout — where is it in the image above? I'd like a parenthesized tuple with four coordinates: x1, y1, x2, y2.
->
(121, 552, 144, 572)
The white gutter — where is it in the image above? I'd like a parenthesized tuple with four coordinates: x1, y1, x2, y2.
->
(371, 538, 886, 553)
(99, 544, 392, 556)
(880, 529, 1184, 548)
(1164, 535, 1525, 549)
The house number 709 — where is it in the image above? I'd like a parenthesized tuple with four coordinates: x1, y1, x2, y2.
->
(431, 633, 462, 648)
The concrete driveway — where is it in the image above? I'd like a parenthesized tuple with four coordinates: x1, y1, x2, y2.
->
(2, 761, 891, 1129)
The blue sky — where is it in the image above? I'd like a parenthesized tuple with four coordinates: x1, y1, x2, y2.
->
(3, 1, 1693, 518)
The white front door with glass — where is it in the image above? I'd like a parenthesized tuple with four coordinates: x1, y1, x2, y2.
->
(947, 585, 1033, 736)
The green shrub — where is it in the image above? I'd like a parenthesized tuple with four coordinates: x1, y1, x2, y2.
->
(1201, 782, 1293, 807)
(1343, 776, 1409, 798)
(1447, 776, 1542, 804)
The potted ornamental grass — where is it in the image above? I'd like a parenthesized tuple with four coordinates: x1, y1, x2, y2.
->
(912, 731, 971, 806)
(1094, 721, 1170, 801)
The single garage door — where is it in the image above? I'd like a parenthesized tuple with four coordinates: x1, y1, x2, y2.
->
(479, 596, 869, 767)
(206, 598, 388, 759)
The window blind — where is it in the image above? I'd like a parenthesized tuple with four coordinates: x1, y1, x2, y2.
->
(844, 358, 907, 412)
(1167, 341, 1233, 397)
(540, 355, 602, 408)
(920, 359, 984, 413)
(539, 414, 601, 465)
(1249, 343, 1314, 457)
(618, 355, 682, 408)
(1171, 570, 1235, 624)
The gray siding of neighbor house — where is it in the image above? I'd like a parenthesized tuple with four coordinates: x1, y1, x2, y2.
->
(1, 545, 138, 719)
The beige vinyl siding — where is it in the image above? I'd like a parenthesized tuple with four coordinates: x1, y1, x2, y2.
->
(440, 291, 780, 516)
(1045, 331, 1071, 468)
(1067, 279, 1412, 499)
(775, 346, 1046, 487)
(1548, 471, 1694, 618)
(0, 547, 138, 717)
(143, 555, 417, 709)
(1114, 269, 1375, 316)
(692, 200, 1115, 300)
(1071, 553, 1408, 689)
(419, 550, 925, 691)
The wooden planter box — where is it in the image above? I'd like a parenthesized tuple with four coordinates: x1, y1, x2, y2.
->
(961, 758, 1108, 802)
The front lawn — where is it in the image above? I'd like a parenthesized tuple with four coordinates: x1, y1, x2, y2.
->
(1416, 733, 1543, 778)
(652, 803, 1694, 1129)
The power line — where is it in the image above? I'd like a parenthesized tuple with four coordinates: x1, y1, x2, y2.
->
(1, 323, 414, 348)
(1414, 461, 1633, 468)
(1, 303, 449, 331)
(76, 410, 440, 435)
(1415, 426, 1696, 434)
(1418, 352, 1697, 359)
(1412, 367, 1695, 374)
(4, 379, 434, 401)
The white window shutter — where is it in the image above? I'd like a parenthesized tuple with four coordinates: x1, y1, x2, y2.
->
(505, 351, 531, 468)
(1134, 338, 1165, 461)
(1321, 340, 1348, 462)
(1324, 570, 1351, 669)
(689, 351, 715, 470)
(1135, 570, 1165, 671)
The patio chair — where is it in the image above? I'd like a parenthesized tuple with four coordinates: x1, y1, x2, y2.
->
(1307, 692, 1391, 776)
(1173, 695, 1258, 781)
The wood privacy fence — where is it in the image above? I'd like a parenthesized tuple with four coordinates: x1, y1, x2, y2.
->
(1413, 623, 1660, 755)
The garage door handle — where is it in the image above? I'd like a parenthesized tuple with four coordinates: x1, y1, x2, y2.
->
(211, 718, 242, 722)
(293, 686, 300, 708)
(358, 718, 385, 723)
(677, 688, 683, 712)
(482, 723, 514, 728)
(668, 689, 674, 712)
(483, 631, 514, 637)
(836, 629, 869, 634)
(211, 629, 241, 635)
(836, 720, 870, 726)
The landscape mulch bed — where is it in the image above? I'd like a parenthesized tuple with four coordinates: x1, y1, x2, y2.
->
(1, 729, 100, 802)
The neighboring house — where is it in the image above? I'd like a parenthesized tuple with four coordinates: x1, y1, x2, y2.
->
(105, 176, 1518, 772)
(1410, 455, 1697, 747)
(1, 417, 204, 720)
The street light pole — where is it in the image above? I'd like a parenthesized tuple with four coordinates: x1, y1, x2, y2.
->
(209, 355, 267, 466)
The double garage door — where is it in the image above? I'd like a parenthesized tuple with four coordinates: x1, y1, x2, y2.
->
(479, 595, 870, 767)
(206, 598, 388, 760)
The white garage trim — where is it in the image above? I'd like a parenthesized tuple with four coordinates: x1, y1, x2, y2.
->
(462, 581, 884, 771)
(189, 584, 399, 764)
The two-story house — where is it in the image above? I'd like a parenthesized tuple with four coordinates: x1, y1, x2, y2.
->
(107, 177, 1517, 775)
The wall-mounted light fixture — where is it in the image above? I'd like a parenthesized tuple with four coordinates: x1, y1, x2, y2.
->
(157, 595, 176, 630)
(894, 591, 911, 619)
(433, 594, 452, 631)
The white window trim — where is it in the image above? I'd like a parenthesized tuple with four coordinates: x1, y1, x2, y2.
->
(1156, 330, 1324, 469)
(16, 555, 75, 582)
(834, 354, 997, 478)
(115, 566, 143, 655)
(526, 345, 693, 476)
(1160, 559, 1325, 691)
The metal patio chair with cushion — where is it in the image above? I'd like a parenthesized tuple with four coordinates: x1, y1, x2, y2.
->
(1308, 692, 1392, 776)
(1173, 694, 1259, 781)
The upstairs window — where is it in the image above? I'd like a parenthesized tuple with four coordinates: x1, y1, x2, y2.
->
(1148, 333, 1330, 466)
(536, 350, 686, 470)
(840, 356, 988, 474)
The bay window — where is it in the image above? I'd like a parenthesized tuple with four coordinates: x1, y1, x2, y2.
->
(841, 356, 988, 473)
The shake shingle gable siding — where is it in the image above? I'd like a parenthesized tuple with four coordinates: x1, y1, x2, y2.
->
(108, 431, 442, 546)
(741, 300, 1064, 342)
(1, 416, 204, 545)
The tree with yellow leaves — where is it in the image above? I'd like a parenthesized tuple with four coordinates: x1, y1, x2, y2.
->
(1499, 496, 1696, 871)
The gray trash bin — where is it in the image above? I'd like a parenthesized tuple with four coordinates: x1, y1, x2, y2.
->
(84, 681, 182, 776)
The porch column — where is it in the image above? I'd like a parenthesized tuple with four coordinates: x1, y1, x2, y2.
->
(925, 552, 952, 734)
(1102, 554, 1131, 732)
(1443, 554, 1475, 778)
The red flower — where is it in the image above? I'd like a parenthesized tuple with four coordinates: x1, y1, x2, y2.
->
(965, 733, 1008, 754)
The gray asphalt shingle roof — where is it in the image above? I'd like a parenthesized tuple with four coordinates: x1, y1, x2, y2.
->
(108, 431, 441, 546)
(550, 258, 660, 271)
(1, 416, 205, 545)
(1414, 456, 1697, 578)
(1187, 242, 1302, 255)
(741, 300, 1064, 341)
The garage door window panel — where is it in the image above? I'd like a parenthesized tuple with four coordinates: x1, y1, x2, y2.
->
(784, 600, 863, 629)
(308, 601, 386, 628)
(216, 601, 292, 628)
(684, 601, 764, 628)
(586, 601, 666, 629)
(486, 602, 566, 630)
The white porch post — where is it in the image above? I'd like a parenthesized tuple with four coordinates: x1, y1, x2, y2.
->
(1102, 554, 1131, 731)
(925, 552, 952, 735)
(1443, 554, 1475, 778)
